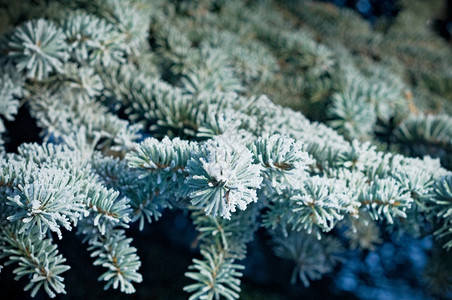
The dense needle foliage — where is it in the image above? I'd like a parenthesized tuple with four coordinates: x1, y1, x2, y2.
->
(0, 0, 451, 299)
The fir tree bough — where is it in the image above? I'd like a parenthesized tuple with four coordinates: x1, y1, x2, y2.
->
(0, 0, 452, 298)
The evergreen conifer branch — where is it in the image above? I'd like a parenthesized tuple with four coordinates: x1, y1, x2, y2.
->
(6, 167, 87, 240)
(92, 154, 170, 230)
(432, 175, 452, 249)
(0, 223, 70, 298)
(88, 228, 142, 294)
(271, 227, 344, 287)
(6, 19, 69, 80)
(250, 134, 313, 192)
(184, 245, 244, 300)
(184, 205, 259, 300)
(83, 181, 131, 235)
(186, 140, 262, 219)
(1, 0, 452, 297)
(0, 66, 23, 152)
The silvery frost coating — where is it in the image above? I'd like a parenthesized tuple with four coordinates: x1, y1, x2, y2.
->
(0, 0, 452, 299)
(7, 19, 68, 80)
(186, 140, 263, 219)
(0, 66, 22, 152)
